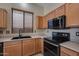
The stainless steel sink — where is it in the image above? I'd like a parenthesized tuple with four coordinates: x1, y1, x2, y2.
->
(12, 36, 31, 39)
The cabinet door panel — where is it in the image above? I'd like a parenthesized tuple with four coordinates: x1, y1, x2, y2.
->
(35, 39, 43, 53)
(23, 39, 35, 56)
(0, 9, 4, 27)
(66, 3, 79, 27)
(37, 16, 47, 29)
(4, 45, 21, 56)
(3, 10, 7, 28)
(4, 41, 21, 56)
(61, 47, 78, 56)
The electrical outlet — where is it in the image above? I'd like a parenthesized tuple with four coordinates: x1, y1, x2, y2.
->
(76, 32, 79, 36)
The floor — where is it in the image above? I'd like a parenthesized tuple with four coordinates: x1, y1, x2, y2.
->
(33, 53, 43, 56)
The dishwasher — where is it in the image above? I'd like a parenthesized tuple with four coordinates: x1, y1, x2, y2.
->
(0, 42, 3, 56)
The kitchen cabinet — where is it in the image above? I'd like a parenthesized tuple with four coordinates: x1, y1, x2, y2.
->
(61, 46, 79, 56)
(36, 16, 47, 29)
(45, 10, 55, 20)
(3, 38, 43, 56)
(55, 4, 65, 17)
(3, 40, 22, 56)
(0, 9, 7, 28)
(22, 39, 35, 56)
(66, 3, 79, 27)
(35, 38, 43, 54)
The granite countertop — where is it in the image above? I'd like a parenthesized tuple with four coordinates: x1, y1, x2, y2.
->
(0, 35, 46, 42)
(60, 41, 79, 53)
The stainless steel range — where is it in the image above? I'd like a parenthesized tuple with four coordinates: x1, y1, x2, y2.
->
(44, 32, 70, 56)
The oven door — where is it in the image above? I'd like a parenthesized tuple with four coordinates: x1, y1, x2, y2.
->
(44, 40, 60, 56)
(0, 43, 3, 56)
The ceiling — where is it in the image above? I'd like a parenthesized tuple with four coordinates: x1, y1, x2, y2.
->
(35, 3, 64, 15)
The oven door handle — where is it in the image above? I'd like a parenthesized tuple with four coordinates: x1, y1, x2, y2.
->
(44, 40, 59, 47)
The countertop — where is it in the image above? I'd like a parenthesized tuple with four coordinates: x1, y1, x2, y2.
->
(0, 35, 46, 42)
(60, 41, 79, 53)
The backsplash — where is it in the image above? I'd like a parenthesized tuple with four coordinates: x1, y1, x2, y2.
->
(45, 28, 79, 43)
(70, 28, 79, 42)
(0, 28, 79, 43)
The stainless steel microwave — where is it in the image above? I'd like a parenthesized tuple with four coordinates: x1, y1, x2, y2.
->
(48, 15, 66, 29)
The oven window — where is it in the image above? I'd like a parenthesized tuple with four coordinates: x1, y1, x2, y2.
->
(44, 41, 59, 56)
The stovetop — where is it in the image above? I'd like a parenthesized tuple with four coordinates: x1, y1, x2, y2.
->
(44, 37, 69, 45)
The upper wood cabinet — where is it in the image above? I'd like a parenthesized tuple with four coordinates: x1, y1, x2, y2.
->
(3, 40, 22, 56)
(22, 39, 35, 56)
(0, 9, 7, 28)
(66, 3, 79, 27)
(45, 10, 55, 20)
(55, 4, 66, 17)
(36, 16, 47, 29)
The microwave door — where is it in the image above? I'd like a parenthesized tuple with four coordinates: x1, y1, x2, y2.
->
(53, 19, 59, 29)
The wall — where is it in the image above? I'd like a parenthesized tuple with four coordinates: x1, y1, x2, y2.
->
(0, 3, 44, 34)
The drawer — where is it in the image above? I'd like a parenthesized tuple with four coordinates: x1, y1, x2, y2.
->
(4, 40, 21, 47)
(61, 47, 78, 56)
(23, 38, 35, 44)
(61, 51, 70, 56)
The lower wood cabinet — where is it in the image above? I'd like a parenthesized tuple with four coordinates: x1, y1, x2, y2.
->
(35, 38, 43, 53)
(22, 39, 35, 56)
(61, 46, 79, 56)
(3, 40, 22, 56)
(3, 38, 43, 56)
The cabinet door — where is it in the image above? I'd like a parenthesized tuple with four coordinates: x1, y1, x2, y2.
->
(35, 38, 43, 53)
(37, 16, 43, 29)
(45, 10, 55, 20)
(55, 4, 65, 17)
(4, 41, 21, 56)
(61, 51, 69, 56)
(42, 16, 48, 29)
(3, 10, 7, 28)
(0, 9, 7, 28)
(23, 39, 35, 56)
(60, 47, 78, 56)
(66, 3, 79, 27)
(0, 9, 4, 28)
(37, 16, 47, 29)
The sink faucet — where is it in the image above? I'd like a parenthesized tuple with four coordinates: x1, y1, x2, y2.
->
(19, 29, 22, 37)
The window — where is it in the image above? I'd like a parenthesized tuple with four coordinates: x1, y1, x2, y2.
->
(12, 8, 33, 33)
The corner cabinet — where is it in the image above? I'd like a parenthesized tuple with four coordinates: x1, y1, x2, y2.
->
(3, 40, 22, 56)
(0, 9, 7, 28)
(66, 3, 79, 27)
(36, 16, 47, 29)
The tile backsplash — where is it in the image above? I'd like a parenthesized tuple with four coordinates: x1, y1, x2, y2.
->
(45, 28, 79, 43)
(0, 28, 79, 43)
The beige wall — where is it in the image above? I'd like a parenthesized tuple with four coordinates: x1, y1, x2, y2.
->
(0, 3, 44, 34)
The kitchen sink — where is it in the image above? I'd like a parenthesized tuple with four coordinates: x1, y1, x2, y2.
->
(12, 36, 31, 39)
